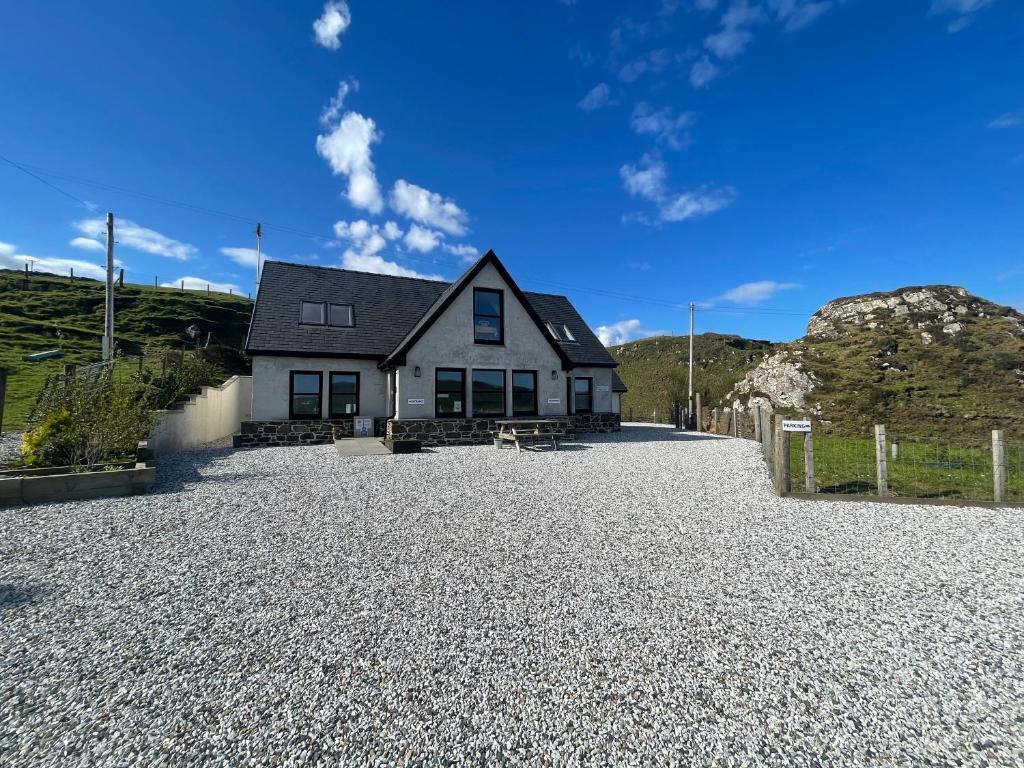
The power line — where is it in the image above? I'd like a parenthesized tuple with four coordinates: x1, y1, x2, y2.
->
(0, 152, 92, 208)
(4, 154, 818, 318)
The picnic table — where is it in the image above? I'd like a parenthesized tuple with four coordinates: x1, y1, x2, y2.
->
(494, 419, 565, 453)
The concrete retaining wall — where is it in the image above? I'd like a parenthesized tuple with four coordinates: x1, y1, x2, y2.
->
(0, 463, 156, 507)
(148, 375, 252, 455)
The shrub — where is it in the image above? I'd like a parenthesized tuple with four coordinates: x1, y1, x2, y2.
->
(24, 372, 157, 468)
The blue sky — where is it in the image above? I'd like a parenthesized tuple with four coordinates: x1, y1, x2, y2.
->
(0, 0, 1021, 343)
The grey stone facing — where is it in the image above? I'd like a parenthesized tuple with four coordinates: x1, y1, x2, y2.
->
(386, 414, 620, 447)
(238, 418, 388, 448)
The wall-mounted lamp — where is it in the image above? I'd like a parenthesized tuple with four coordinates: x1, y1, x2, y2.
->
(551, 370, 558, 380)
(414, 366, 421, 377)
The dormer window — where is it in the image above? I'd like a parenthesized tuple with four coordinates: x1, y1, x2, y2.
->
(473, 288, 503, 344)
(546, 321, 576, 342)
(299, 301, 355, 327)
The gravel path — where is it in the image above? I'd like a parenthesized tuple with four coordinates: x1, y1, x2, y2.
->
(2, 426, 1022, 766)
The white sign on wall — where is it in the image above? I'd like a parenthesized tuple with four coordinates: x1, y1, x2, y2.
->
(596, 385, 609, 392)
(354, 417, 373, 437)
(407, 398, 425, 406)
(547, 398, 561, 404)
(782, 420, 812, 432)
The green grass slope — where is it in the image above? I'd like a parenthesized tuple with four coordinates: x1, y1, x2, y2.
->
(0, 269, 253, 430)
(610, 333, 775, 420)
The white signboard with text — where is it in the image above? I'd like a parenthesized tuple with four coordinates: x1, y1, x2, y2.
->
(407, 398, 425, 406)
(782, 420, 812, 433)
(354, 417, 373, 437)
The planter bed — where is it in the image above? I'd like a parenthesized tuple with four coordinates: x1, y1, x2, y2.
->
(0, 462, 155, 507)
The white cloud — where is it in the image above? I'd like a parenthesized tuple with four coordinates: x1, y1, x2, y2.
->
(578, 83, 612, 111)
(690, 56, 719, 88)
(313, 1, 351, 50)
(69, 237, 105, 252)
(620, 154, 669, 200)
(705, 27, 755, 59)
(403, 224, 443, 253)
(768, 0, 834, 31)
(320, 79, 359, 125)
(332, 219, 402, 261)
(929, 0, 992, 31)
(630, 103, 695, 149)
(390, 180, 469, 236)
(220, 247, 263, 268)
(341, 252, 443, 281)
(721, 0, 768, 28)
(74, 217, 196, 260)
(620, 154, 735, 223)
(316, 111, 384, 214)
(595, 319, 669, 347)
(704, 280, 800, 306)
(442, 242, 479, 263)
(0, 243, 108, 280)
(161, 276, 242, 294)
(618, 49, 671, 83)
(661, 188, 737, 221)
(989, 113, 1022, 129)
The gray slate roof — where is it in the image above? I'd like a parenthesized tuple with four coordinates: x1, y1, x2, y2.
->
(246, 259, 617, 368)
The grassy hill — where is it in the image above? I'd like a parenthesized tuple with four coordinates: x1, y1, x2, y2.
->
(610, 333, 775, 421)
(0, 269, 253, 430)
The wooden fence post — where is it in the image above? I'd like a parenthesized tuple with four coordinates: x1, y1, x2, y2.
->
(695, 393, 702, 433)
(773, 415, 791, 496)
(993, 429, 1006, 504)
(804, 431, 815, 493)
(753, 405, 762, 443)
(874, 424, 889, 496)
(732, 409, 739, 438)
(0, 369, 6, 435)
(711, 408, 718, 433)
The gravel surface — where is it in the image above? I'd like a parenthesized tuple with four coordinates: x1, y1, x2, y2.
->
(0, 433, 23, 468)
(2, 425, 1023, 766)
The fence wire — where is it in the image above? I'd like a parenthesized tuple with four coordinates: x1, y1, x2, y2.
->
(781, 430, 1018, 502)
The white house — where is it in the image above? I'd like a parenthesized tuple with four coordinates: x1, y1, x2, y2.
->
(242, 250, 625, 446)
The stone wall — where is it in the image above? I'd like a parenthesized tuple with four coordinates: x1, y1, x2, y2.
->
(386, 413, 620, 447)
(239, 417, 388, 447)
(239, 414, 620, 448)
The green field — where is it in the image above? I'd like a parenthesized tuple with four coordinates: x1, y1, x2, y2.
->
(0, 270, 253, 431)
(787, 433, 1024, 503)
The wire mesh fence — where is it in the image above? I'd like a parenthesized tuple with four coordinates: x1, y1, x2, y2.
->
(778, 427, 1020, 503)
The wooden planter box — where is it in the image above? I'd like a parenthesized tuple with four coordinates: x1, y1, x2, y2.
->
(0, 462, 156, 507)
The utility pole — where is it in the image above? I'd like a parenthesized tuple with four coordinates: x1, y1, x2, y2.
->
(255, 222, 262, 296)
(102, 212, 115, 361)
(687, 302, 695, 429)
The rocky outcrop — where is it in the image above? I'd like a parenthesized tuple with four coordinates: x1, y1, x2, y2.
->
(729, 352, 816, 414)
(806, 285, 992, 340)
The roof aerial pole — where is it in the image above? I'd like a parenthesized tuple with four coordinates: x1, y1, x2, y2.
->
(102, 212, 115, 362)
(688, 301, 694, 429)
(255, 222, 262, 296)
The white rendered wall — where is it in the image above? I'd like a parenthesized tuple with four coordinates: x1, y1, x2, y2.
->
(148, 375, 253, 455)
(250, 355, 388, 420)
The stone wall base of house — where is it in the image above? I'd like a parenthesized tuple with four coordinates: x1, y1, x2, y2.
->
(386, 413, 621, 447)
(238, 418, 388, 448)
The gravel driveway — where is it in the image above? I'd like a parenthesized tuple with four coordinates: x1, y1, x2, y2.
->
(2, 425, 1023, 766)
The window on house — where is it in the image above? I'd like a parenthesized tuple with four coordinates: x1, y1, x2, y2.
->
(435, 368, 465, 417)
(289, 371, 322, 419)
(472, 369, 506, 416)
(473, 288, 504, 344)
(573, 377, 593, 414)
(329, 372, 359, 417)
(328, 303, 355, 327)
(512, 370, 538, 416)
(300, 301, 326, 325)
(546, 321, 576, 342)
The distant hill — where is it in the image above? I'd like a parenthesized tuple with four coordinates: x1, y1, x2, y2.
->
(610, 333, 776, 421)
(0, 269, 253, 430)
(726, 285, 1024, 437)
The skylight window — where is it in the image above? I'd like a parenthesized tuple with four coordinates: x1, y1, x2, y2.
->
(299, 301, 356, 327)
(546, 321, 576, 342)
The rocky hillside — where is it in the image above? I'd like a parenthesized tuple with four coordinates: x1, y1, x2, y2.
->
(611, 333, 775, 420)
(727, 285, 1024, 437)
